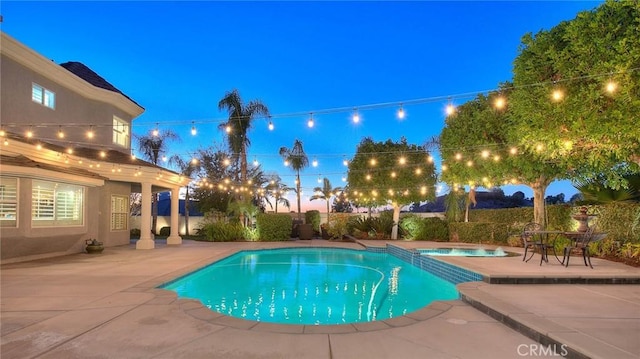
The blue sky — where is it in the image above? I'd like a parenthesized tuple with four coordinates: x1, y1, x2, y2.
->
(1, 1, 602, 211)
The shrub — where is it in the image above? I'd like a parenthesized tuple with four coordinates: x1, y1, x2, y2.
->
(400, 215, 449, 241)
(448, 222, 510, 244)
(159, 226, 171, 236)
(370, 211, 395, 239)
(349, 216, 373, 238)
(305, 210, 321, 232)
(257, 213, 292, 241)
(327, 213, 351, 239)
(130, 228, 141, 237)
(200, 222, 244, 242)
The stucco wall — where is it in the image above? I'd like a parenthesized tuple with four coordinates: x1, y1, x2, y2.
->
(0, 55, 133, 154)
(0, 178, 99, 262)
(98, 181, 133, 247)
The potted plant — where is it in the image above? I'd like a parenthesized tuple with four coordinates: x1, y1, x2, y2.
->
(85, 239, 104, 254)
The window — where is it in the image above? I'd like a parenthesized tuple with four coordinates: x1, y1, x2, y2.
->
(113, 116, 129, 148)
(0, 177, 18, 227)
(32, 180, 84, 226)
(111, 195, 128, 230)
(32, 83, 55, 109)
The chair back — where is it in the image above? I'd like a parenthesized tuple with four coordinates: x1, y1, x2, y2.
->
(575, 224, 598, 248)
(522, 222, 542, 241)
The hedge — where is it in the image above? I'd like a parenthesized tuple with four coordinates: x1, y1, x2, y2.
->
(448, 222, 510, 244)
(257, 213, 292, 241)
(400, 215, 449, 241)
(200, 222, 244, 242)
(305, 210, 321, 232)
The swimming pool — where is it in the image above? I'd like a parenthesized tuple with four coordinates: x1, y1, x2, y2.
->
(419, 247, 510, 257)
(161, 248, 459, 325)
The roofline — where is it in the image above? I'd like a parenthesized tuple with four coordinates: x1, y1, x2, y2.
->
(0, 31, 144, 118)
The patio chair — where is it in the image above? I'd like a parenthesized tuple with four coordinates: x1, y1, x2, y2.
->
(521, 222, 543, 262)
(562, 225, 607, 269)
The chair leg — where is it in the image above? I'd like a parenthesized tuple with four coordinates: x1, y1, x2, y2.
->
(564, 248, 571, 267)
(584, 249, 593, 269)
(523, 246, 528, 261)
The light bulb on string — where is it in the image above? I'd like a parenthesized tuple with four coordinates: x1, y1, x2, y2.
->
(284, 160, 289, 166)
(312, 157, 318, 167)
(57, 126, 65, 139)
(307, 113, 314, 128)
(494, 96, 506, 110)
(100, 151, 107, 158)
(25, 127, 34, 138)
(268, 116, 275, 131)
(162, 155, 167, 162)
(445, 102, 456, 116)
(86, 126, 95, 139)
(191, 122, 197, 136)
(317, 176, 322, 183)
(343, 157, 349, 166)
(551, 88, 564, 102)
(152, 123, 159, 137)
(191, 157, 199, 165)
(0, 128, 5, 137)
(605, 80, 617, 94)
(253, 157, 259, 166)
(352, 108, 360, 123)
(225, 124, 232, 133)
(397, 105, 405, 120)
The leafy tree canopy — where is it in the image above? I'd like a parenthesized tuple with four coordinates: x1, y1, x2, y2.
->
(510, 0, 640, 188)
(347, 137, 437, 208)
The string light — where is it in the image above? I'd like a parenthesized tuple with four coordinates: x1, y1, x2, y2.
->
(191, 121, 197, 136)
(605, 80, 617, 94)
(25, 127, 34, 138)
(57, 126, 65, 139)
(312, 157, 318, 167)
(445, 103, 456, 116)
(284, 160, 289, 166)
(86, 126, 95, 139)
(268, 116, 274, 131)
(152, 123, 159, 136)
(352, 108, 360, 123)
(225, 124, 232, 133)
(397, 105, 405, 120)
(191, 157, 199, 165)
(307, 113, 314, 128)
(162, 155, 167, 162)
(551, 89, 564, 102)
(0, 129, 5, 137)
(343, 157, 349, 166)
(100, 151, 107, 158)
(481, 150, 490, 159)
(398, 156, 406, 165)
(494, 96, 506, 110)
(253, 157, 259, 166)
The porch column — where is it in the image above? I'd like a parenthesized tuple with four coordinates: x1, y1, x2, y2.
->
(167, 186, 182, 245)
(136, 182, 155, 249)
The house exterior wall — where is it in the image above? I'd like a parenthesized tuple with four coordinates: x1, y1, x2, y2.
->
(0, 177, 100, 263)
(98, 181, 133, 247)
(0, 55, 134, 154)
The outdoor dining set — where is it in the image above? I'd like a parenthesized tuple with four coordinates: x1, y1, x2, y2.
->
(521, 222, 608, 268)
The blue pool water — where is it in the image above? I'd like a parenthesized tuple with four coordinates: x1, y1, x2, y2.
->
(161, 248, 459, 325)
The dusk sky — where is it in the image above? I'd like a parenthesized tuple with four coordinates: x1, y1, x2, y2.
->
(1, 1, 602, 211)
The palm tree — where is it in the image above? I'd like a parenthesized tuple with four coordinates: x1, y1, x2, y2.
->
(266, 175, 292, 213)
(279, 140, 309, 220)
(310, 177, 342, 218)
(136, 130, 179, 234)
(217, 89, 270, 183)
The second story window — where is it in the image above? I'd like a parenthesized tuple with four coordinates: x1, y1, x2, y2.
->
(113, 116, 129, 148)
(32, 83, 55, 109)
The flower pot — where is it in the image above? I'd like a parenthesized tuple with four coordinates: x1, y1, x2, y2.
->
(85, 239, 104, 254)
(298, 224, 314, 240)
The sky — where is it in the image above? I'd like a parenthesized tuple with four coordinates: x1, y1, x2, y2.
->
(1, 1, 603, 212)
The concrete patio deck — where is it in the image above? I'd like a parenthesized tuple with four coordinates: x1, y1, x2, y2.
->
(1, 239, 639, 359)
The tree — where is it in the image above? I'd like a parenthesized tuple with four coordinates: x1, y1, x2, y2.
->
(310, 177, 342, 218)
(439, 90, 566, 228)
(191, 147, 236, 214)
(279, 139, 309, 220)
(265, 175, 292, 213)
(347, 137, 437, 239)
(509, 0, 640, 189)
(136, 130, 180, 233)
(217, 89, 270, 183)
